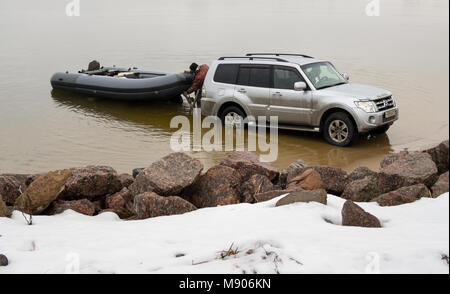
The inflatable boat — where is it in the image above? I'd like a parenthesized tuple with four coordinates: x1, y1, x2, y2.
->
(50, 66, 193, 101)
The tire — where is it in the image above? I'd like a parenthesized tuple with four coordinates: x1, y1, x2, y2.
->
(323, 112, 357, 147)
(370, 124, 390, 135)
(220, 105, 246, 127)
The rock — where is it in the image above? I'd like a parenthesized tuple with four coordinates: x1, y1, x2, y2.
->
(14, 169, 72, 215)
(276, 189, 327, 206)
(219, 151, 279, 183)
(341, 200, 381, 228)
(58, 166, 123, 200)
(348, 166, 378, 181)
(44, 199, 96, 216)
(5, 206, 13, 218)
(129, 153, 203, 196)
(279, 159, 308, 188)
(372, 184, 431, 206)
(118, 173, 134, 188)
(92, 198, 106, 213)
(287, 169, 324, 191)
(424, 140, 449, 174)
(0, 254, 8, 266)
(253, 190, 291, 203)
(240, 174, 275, 203)
(0, 196, 6, 217)
(182, 165, 241, 208)
(132, 168, 144, 179)
(105, 188, 135, 219)
(380, 151, 408, 168)
(133, 192, 197, 219)
(431, 171, 449, 198)
(378, 152, 438, 192)
(308, 166, 348, 195)
(0, 175, 22, 205)
(341, 175, 381, 202)
(24, 174, 42, 186)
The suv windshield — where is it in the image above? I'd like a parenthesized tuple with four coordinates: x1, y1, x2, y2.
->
(301, 62, 347, 90)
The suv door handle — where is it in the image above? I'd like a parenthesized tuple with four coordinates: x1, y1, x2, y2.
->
(273, 92, 282, 97)
(237, 88, 246, 93)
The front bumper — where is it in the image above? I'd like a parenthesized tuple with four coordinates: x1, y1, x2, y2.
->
(353, 106, 399, 133)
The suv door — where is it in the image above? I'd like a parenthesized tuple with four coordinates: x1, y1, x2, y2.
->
(269, 66, 313, 125)
(234, 65, 271, 119)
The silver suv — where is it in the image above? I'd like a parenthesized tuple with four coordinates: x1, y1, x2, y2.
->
(200, 53, 398, 146)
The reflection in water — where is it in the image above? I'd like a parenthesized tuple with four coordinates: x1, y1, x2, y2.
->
(51, 89, 191, 133)
(51, 89, 393, 172)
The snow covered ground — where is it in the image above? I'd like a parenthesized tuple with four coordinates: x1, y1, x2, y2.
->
(0, 193, 448, 274)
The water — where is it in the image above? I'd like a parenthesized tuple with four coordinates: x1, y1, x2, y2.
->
(0, 0, 448, 174)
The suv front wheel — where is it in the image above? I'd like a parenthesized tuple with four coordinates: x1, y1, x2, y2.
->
(323, 112, 357, 147)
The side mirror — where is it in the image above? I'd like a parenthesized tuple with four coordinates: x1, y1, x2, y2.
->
(294, 81, 307, 91)
(342, 73, 349, 81)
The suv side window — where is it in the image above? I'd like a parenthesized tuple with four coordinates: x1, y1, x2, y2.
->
(237, 65, 271, 88)
(273, 66, 305, 90)
(213, 64, 239, 84)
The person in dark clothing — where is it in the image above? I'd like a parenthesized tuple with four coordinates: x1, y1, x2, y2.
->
(183, 63, 209, 106)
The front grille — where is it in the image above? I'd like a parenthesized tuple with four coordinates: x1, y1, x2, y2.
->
(374, 96, 395, 111)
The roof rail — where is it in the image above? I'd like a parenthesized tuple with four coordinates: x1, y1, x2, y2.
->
(218, 56, 289, 62)
(246, 53, 314, 58)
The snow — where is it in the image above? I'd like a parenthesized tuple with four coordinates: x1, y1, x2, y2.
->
(0, 193, 448, 274)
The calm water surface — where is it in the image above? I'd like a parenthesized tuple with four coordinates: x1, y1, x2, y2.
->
(0, 0, 448, 174)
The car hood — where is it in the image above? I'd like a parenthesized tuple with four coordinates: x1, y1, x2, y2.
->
(316, 83, 391, 100)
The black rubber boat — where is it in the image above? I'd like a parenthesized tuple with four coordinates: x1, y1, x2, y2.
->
(50, 66, 193, 101)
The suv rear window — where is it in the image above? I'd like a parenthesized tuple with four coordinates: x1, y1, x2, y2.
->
(213, 64, 239, 84)
(237, 66, 271, 88)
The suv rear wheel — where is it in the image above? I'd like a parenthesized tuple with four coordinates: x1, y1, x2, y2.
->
(220, 105, 246, 127)
(323, 112, 357, 147)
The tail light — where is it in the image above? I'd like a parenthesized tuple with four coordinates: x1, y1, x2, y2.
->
(201, 87, 206, 98)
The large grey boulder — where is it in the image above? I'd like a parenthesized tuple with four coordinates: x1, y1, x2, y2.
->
(130, 153, 203, 196)
(182, 165, 241, 208)
(220, 151, 279, 183)
(134, 192, 197, 219)
(378, 151, 438, 192)
(58, 166, 123, 200)
(371, 184, 431, 206)
(342, 174, 381, 202)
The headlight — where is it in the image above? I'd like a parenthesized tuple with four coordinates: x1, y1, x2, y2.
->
(355, 101, 377, 113)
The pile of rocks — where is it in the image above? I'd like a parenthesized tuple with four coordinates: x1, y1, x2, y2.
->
(1, 140, 448, 229)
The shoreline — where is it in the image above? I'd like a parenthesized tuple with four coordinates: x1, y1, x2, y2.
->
(1, 140, 448, 220)
(2, 132, 449, 176)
